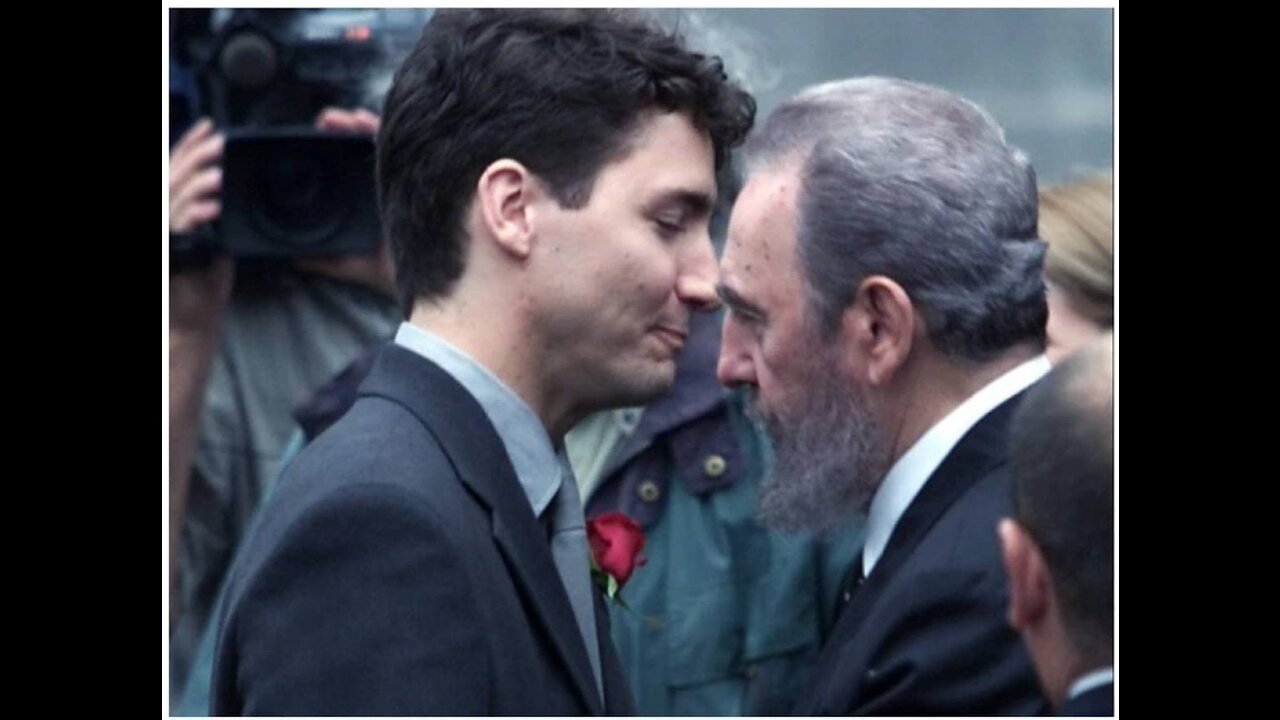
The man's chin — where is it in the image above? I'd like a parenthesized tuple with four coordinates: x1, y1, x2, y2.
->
(606, 361, 677, 407)
(742, 392, 777, 428)
(750, 389, 889, 534)
(749, 405, 793, 451)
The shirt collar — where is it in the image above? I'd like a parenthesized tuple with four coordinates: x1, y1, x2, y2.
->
(862, 355, 1051, 575)
(1068, 666, 1114, 700)
(394, 322, 562, 517)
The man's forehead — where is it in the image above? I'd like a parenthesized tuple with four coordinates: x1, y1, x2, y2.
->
(719, 163, 806, 321)
(609, 112, 718, 205)
(725, 165, 801, 271)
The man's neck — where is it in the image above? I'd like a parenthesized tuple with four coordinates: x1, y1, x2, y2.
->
(409, 296, 573, 443)
(885, 343, 1042, 463)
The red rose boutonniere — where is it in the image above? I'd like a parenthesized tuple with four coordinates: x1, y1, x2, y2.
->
(586, 512, 647, 603)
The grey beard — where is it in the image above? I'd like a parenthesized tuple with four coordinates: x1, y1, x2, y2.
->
(748, 381, 890, 534)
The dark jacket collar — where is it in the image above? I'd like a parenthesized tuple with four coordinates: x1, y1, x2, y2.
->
(835, 389, 1029, 641)
(358, 345, 608, 714)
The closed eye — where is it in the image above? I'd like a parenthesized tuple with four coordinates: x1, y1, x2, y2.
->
(653, 218, 684, 240)
(716, 283, 766, 326)
(645, 189, 712, 241)
(726, 306, 766, 339)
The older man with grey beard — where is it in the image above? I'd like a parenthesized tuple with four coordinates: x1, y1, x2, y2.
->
(716, 77, 1052, 715)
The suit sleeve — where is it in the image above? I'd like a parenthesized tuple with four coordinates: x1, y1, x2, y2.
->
(855, 568, 1048, 716)
(219, 484, 490, 715)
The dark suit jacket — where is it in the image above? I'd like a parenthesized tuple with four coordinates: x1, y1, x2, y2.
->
(211, 344, 634, 715)
(794, 392, 1049, 716)
(1060, 681, 1113, 717)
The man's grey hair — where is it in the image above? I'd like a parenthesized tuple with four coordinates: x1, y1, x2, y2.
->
(744, 77, 1047, 362)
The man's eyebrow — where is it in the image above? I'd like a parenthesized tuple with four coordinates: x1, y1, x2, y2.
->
(716, 282, 765, 319)
(650, 189, 714, 219)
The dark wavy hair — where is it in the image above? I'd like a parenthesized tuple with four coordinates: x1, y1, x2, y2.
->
(378, 9, 756, 313)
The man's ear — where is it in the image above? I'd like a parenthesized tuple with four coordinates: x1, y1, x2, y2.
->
(475, 158, 537, 260)
(999, 518, 1051, 631)
(841, 275, 915, 387)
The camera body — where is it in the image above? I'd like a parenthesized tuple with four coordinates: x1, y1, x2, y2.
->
(169, 9, 427, 263)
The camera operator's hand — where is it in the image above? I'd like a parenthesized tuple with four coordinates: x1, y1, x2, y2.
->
(170, 117, 225, 234)
(169, 117, 235, 332)
(295, 107, 397, 298)
(315, 106, 381, 134)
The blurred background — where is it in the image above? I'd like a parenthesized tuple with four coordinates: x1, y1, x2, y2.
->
(168, 7, 1114, 183)
(653, 8, 1114, 184)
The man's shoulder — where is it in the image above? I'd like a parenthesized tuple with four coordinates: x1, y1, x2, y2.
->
(225, 400, 480, 604)
(277, 394, 458, 511)
(902, 390, 1025, 574)
(1061, 682, 1114, 716)
(919, 460, 1013, 561)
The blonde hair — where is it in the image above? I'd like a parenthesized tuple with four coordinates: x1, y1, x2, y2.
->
(1039, 173, 1113, 326)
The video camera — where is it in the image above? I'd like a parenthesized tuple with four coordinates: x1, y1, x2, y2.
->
(169, 8, 428, 267)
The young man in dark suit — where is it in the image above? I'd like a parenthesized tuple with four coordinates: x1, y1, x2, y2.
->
(211, 10, 754, 715)
(715, 77, 1051, 715)
(1001, 334, 1114, 716)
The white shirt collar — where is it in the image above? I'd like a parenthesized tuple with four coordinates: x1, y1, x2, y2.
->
(1068, 666, 1114, 700)
(862, 355, 1051, 575)
(394, 322, 562, 517)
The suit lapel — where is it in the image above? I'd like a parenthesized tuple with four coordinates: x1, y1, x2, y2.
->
(360, 345, 604, 714)
(593, 590, 635, 715)
(813, 392, 1027, 693)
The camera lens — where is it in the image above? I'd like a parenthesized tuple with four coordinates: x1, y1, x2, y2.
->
(252, 152, 349, 249)
(221, 129, 379, 258)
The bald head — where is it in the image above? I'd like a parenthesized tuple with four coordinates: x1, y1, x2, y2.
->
(1010, 333, 1114, 664)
